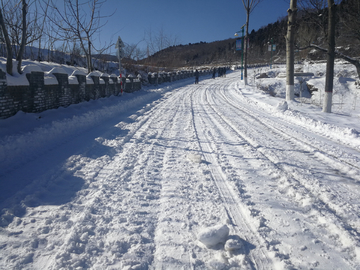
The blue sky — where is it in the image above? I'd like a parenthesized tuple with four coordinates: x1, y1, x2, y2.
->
(96, 0, 290, 54)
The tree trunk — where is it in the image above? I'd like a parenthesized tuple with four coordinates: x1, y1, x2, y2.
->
(323, 0, 336, 113)
(0, 8, 13, 75)
(244, 8, 250, 86)
(17, 0, 28, 74)
(87, 39, 92, 73)
(286, 0, 297, 101)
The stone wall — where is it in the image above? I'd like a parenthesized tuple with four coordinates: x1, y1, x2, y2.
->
(0, 70, 140, 119)
(0, 67, 211, 119)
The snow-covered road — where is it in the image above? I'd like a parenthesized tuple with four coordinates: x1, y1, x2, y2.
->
(1, 71, 360, 269)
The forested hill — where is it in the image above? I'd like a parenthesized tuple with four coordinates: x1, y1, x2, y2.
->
(137, 0, 360, 68)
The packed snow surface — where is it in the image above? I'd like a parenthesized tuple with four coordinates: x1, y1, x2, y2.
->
(1, 61, 360, 269)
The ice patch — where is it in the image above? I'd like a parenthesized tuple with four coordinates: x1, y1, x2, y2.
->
(198, 224, 229, 247)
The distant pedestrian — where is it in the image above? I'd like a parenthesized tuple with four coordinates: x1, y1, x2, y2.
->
(195, 69, 199, 84)
(212, 68, 216, 79)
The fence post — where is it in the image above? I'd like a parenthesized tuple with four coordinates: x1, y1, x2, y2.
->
(110, 74, 119, 95)
(0, 68, 15, 119)
(26, 70, 45, 112)
(101, 73, 111, 97)
(51, 67, 71, 108)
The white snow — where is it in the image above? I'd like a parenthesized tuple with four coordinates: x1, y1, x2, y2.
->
(224, 238, 243, 251)
(48, 67, 68, 74)
(275, 100, 288, 112)
(1, 60, 360, 269)
(198, 224, 230, 247)
(187, 153, 202, 163)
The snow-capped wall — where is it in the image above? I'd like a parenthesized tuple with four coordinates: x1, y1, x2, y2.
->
(0, 69, 140, 119)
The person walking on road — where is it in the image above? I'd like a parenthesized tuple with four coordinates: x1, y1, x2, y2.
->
(195, 69, 199, 84)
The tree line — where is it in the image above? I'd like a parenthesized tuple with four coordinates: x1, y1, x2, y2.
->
(0, 0, 119, 75)
(137, 1, 359, 70)
(0, 0, 185, 76)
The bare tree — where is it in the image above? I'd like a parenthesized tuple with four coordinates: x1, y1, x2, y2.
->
(286, 0, 298, 101)
(123, 39, 146, 61)
(48, 0, 114, 73)
(297, 0, 339, 112)
(340, 0, 360, 42)
(145, 26, 179, 56)
(241, 0, 264, 85)
(1, 0, 30, 74)
(0, 0, 50, 74)
(323, 0, 336, 113)
(0, 5, 13, 74)
(298, 0, 328, 40)
(16, 0, 28, 73)
(35, 0, 51, 61)
(133, 47, 146, 61)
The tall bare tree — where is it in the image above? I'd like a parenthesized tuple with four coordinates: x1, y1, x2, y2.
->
(286, 0, 298, 101)
(241, 0, 264, 85)
(16, 0, 28, 74)
(35, 0, 51, 61)
(0, 0, 50, 74)
(145, 26, 179, 56)
(340, 0, 360, 42)
(0, 5, 13, 74)
(323, 0, 336, 113)
(298, 0, 328, 40)
(297, 0, 343, 113)
(297, 0, 360, 80)
(123, 39, 146, 61)
(48, 0, 114, 73)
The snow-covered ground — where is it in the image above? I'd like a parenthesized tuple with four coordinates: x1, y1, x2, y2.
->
(1, 61, 360, 269)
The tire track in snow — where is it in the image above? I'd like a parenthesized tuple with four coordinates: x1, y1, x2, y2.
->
(38, 89, 185, 269)
(84, 88, 193, 269)
(196, 82, 349, 268)
(217, 82, 360, 237)
(151, 83, 247, 269)
(151, 84, 223, 269)
(190, 83, 276, 269)
(200, 77, 360, 268)
(225, 82, 360, 172)
(149, 85, 200, 269)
